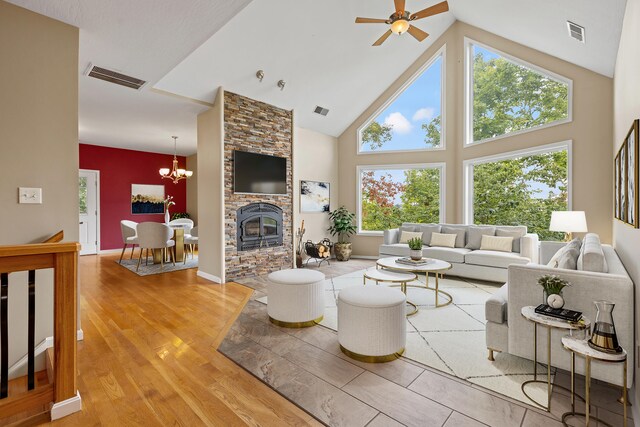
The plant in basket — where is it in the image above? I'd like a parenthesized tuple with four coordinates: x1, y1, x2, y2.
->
(327, 206, 356, 261)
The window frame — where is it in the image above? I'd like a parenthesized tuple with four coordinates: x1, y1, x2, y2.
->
(357, 162, 446, 236)
(462, 140, 573, 225)
(463, 38, 573, 147)
(357, 45, 447, 155)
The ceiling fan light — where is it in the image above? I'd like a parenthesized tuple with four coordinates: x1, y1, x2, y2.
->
(391, 19, 409, 35)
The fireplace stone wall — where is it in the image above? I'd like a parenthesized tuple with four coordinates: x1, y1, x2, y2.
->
(223, 91, 293, 280)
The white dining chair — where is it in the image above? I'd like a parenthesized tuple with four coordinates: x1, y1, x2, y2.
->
(168, 218, 194, 235)
(136, 222, 176, 271)
(119, 220, 139, 264)
(183, 226, 198, 263)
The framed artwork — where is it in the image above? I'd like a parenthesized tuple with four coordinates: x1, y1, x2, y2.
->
(616, 119, 639, 228)
(131, 184, 165, 214)
(300, 180, 330, 213)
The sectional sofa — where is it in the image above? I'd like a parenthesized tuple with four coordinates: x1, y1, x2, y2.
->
(380, 223, 539, 282)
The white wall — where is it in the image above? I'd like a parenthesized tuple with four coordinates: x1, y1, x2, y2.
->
(613, 0, 640, 409)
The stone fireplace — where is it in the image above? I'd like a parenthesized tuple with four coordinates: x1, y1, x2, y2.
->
(236, 203, 283, 251)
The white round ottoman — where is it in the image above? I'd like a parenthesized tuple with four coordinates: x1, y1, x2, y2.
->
(337, 286, 406, 362)
(267, 269, 326, 328)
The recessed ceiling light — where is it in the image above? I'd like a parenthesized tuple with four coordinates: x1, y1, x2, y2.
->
(567, 21, 585, 43)
(314, 106, 329, 116)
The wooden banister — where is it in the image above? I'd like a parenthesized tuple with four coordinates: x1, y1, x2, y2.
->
(0, 237, 80, 420)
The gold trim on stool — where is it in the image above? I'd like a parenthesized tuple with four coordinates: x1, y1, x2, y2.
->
(340, 345, 404, 363)
(269, 316, 323, 328)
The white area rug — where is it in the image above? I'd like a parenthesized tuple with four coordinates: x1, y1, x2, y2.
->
(257, 268, 555, 407)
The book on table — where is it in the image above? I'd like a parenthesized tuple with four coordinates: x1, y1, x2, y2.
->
(534, 304, 583, 322)
(395, 257, 430, 266)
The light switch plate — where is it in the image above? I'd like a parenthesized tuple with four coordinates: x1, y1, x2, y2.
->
(19, 187, 42, 204)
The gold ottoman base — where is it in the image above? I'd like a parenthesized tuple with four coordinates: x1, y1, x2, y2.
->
(268, 315, 323, 328)
(340, 345, 405, 363)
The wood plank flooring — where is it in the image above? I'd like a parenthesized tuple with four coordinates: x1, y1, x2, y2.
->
(36, 253, 319, 426)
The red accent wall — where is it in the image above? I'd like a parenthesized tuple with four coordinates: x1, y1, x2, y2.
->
(79, 144, 188, 250)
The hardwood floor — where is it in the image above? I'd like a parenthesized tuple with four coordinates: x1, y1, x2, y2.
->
(38, 253, 319, 426)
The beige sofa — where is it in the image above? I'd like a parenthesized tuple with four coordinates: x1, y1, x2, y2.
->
(485, 234, 634, 387)
(380, 223, 539, 283)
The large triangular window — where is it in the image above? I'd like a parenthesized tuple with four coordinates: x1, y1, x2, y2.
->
(465, 39, 571, 145)
(358, 48, 444, 154)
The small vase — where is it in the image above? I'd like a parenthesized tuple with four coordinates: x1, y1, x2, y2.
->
(409, 249, 423, 261)
(544, 290, 564, 309)
(165, 210, 170, 224)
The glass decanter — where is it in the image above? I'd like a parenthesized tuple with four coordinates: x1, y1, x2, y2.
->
(588, 300, 622, 353)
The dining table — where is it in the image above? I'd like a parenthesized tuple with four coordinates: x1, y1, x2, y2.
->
(152, 224, 189, 264)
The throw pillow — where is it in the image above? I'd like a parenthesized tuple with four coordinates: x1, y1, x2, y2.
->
(419, 224, 441, 245)
(399, 230, 423, 244)
(440, 226, 467, 248)
(479, 235, 514, 253)
(547, 239, 582, 269)
(495, 227, 527, 253)
(429, 233, 457, 248)
(465, 226, 496, 249)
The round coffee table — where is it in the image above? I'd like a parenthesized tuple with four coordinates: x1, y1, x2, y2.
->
(363, 267, 419, 316)
(376, 257, 453, 308)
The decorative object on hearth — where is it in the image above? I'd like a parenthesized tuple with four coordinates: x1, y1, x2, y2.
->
(549, 211, 588, 241)
(589, 300, 623, 354)
(407, 236, 423, 261)
(355, 0, 449, 46)
(615, 119, 639, 227)
(300, 180, 330, 212)
(131, 184, 164, 215)
(296, 220, 306, 268)
(328, 206, 357, 261)
(159, 136, 193, 184)
(163, 195, 175, 224)
(304, 239, 332, 267)
(537, 275, 569, 309)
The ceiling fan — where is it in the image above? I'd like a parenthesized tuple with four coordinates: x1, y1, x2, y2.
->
(355, 0, 449, 46)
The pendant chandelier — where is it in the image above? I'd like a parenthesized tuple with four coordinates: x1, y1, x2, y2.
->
(159, 136, 193, 184)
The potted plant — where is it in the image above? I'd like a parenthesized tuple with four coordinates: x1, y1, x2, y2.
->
(171, 212, 190, 221)
(327, 206, 357, 261)
(407, 237, 424, 261)
(538, 275, 570, 308)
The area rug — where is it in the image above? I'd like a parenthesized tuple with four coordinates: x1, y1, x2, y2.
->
(256, 269, 555, 406)
(116, 255, 198, 276)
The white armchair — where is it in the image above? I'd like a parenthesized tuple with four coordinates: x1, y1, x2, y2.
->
(183, 226, 198, 263)
(136, 222, 176, 271)
(119, 220, 138, 264)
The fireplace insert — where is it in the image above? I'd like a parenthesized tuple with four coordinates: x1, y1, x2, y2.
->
(236, 203, 283, 251)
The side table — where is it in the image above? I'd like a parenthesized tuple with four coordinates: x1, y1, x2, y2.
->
(520, 306, 590, 411)
(561, 336, 627, 427)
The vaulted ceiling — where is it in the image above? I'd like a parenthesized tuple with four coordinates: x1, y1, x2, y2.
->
(7, 0, 627, 155)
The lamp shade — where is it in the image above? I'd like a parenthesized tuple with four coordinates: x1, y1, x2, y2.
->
(549, 211, 588, 233)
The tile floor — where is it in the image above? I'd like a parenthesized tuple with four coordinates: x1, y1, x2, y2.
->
(220, 259, 633, 427)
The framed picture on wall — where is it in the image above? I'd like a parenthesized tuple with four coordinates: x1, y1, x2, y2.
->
(131, 184, 165, 214)
(300, 180, 330, 213)
(615, 152, 620, 219)
(616, 119, 639, 228)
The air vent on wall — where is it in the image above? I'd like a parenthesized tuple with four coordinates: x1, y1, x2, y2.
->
(567, 21, 585, 43)
(314, 106, 329, 116)
(85, 64, 147, 90)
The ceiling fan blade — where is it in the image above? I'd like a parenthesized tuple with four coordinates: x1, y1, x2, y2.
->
(394, 0, 406, 13)
(407, 25, 429, 42)
(355, 17, 389, 24)
(410, 1, 449, 20)
(373, 29, 393, 46)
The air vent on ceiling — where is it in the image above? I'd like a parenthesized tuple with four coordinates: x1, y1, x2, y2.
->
(314, 106, 329, 116)
(85, 64, 147, 90)
(567, 21, 585, 43)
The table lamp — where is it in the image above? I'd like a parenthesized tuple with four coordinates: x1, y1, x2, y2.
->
(549, 211, 588, 241)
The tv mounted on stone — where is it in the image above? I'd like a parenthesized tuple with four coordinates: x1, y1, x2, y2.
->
(233, 150, 287, 195)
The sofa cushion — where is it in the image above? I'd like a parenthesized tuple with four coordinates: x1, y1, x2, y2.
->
(419, 224, 441, 245)
(485, 283, 508, 324)
(379, 243, 411, 257)
(401, 225, 418, 233)
(577, 233, 608, 273)
(399, 230, 423, 244)
(495, 226, 527, 253)
(465, 250, 530, 269)
(422, 247, 471, 263)
(480, 235, 513, 253)
(441, 226, 467, 248)
(429, 233, 457, 248)
(465, 226, 496, 249)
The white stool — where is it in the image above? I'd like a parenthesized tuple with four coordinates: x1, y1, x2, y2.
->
(267, 269, 326, 328)
(337, 286, 406, 362)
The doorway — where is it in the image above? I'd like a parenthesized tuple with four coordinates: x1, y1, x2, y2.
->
(79, 169, 100, 255)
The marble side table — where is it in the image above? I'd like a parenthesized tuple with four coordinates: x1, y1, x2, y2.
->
(561, 336, 627, 427)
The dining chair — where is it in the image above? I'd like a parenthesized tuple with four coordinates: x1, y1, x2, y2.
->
(136, 222, 176, 271)
(183, 226, 198, 263)
(168, 218, 194, 235)
(119, 220, 139, 264)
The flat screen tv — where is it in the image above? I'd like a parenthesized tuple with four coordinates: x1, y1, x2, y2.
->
(234, 150, 287, 195)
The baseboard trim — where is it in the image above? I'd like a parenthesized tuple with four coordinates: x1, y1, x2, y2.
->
(350, 255, 379, 260)
(50, 392, 82, 420)
(99, 248, 123, 255)
(197, 270, 222, 284)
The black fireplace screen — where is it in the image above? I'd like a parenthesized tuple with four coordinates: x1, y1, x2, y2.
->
(236, 203, 283, 251)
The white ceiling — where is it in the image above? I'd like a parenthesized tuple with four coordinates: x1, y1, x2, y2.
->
(7, 0, 628, 153)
